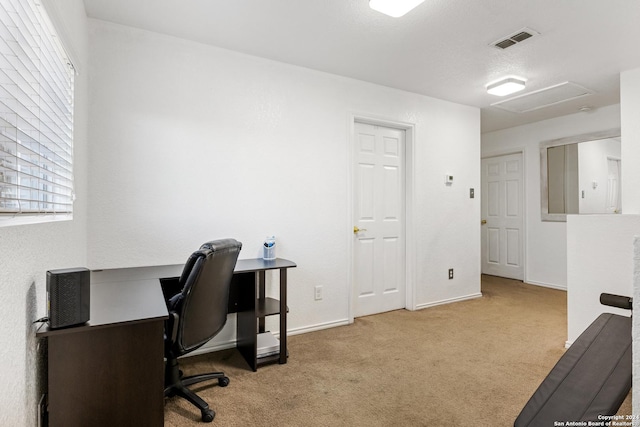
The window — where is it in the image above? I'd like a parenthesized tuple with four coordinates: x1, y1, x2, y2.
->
(0, 0, 74, 222)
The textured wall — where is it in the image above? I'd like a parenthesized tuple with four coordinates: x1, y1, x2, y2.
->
(621, 68, 640, 215)
(0, 0, 88, 425)
(86, 19, 481, 334)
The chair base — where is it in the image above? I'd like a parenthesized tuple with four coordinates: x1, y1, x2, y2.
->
(164, 358, 229, 423)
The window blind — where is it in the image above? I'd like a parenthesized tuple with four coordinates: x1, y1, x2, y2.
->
(0, 0, 74, 215)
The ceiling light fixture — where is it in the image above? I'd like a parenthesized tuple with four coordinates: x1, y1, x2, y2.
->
(486, 76, 527, 96)
(369, 0, 425, 17)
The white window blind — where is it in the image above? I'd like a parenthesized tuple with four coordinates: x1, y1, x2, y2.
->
(0, 0, 74, 216)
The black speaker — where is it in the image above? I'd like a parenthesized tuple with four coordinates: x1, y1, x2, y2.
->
(47, 267, 90, 329)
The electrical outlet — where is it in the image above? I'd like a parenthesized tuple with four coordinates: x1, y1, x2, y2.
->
(314, 285, 323, 301)
(448, 269, 454, 280)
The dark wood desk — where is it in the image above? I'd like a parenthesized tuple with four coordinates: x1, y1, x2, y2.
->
(231, 258, 296, 371)
(37, 279, 168, 427)
(36, 258, 296, 426)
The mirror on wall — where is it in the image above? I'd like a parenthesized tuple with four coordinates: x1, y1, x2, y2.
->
(540, 129, 621, 222)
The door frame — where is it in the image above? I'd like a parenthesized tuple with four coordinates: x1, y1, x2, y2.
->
(347, 113, 416, 323)
(481, 147, 527, 282)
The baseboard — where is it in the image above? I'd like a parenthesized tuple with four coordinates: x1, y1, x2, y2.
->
(525, 280, 567, 291)
(183, 318, 351, 358)
(287, 318, 350, 336)
(415, 292, 483, 310)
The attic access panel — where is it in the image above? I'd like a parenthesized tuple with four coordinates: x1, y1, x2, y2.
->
(490, 82, 594, 113)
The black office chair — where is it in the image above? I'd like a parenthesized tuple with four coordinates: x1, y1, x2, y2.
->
(162, 239, 242, 423)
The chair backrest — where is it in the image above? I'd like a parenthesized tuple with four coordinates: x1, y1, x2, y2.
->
(173, 238, 242, 355)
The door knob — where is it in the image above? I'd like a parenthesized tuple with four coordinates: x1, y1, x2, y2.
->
(353, 226, 367, 233)
(481, 220, 487, 225)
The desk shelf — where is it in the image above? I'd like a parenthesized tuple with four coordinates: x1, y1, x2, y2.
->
(257, 297, 289, 318)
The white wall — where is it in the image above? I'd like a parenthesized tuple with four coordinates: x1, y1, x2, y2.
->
(0, 0, 89, 425)
(566, 214, 640, 343)
(622, 68, 640, 215)
(481, 104, 620, 289)
(86, 20, 481, 337)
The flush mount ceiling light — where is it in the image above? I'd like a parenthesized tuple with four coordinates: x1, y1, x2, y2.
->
(486, 76, 527, 96)
(369, 0, 425, 17)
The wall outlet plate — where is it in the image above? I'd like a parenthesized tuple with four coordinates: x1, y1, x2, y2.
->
(448, 269, 454, 280)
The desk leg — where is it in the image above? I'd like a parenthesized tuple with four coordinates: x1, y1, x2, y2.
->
(279, 268, 287, 364)
(258, 271, 266, 334)
(235, 272, 258, 371)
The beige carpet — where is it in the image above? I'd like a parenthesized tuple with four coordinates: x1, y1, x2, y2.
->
(164, 275, 632, 426)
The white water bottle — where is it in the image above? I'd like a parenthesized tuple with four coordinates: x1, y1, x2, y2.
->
(263, 236, 276, 260)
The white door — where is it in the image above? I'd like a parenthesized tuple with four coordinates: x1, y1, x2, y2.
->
(481, 153, 524, 280)
(606, 158, 621, 213)
(353, 122, 406, 317)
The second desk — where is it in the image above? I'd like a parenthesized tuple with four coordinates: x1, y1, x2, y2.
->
(228, 258, 296, 371)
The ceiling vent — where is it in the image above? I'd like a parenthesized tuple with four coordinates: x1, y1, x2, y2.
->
(491, 27, 539, 50)
(490, 82, 595, 114)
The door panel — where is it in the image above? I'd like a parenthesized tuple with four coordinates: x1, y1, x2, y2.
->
(488, 181, 499, 215)
(359, 164, 375, 218)
(488, 228, 500, 264)
(356, 238, 375, 295)
(506, 180, 519, 216)
(481, 153, 524, 280)
(383, 237, 399, 292)
(353, 122, 406, 317)
(506, 228, 520, 266)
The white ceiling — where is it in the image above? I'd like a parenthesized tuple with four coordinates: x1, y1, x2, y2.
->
(82, 0, 640, 133)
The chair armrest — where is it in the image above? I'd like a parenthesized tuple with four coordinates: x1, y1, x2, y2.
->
(600, 293, 632, 310)
(169, 312, 180, 343)
(160, 277, 182, 304)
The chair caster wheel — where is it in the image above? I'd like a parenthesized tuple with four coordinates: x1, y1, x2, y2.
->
(201, 408, 215, 423)
(219, 376, 230, 387)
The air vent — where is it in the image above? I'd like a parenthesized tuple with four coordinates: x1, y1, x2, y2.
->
(491, 27, 539, 50)
(490, 82, 595, 114)
(510, 31, 533, 43)
(495, 39, 516, 49)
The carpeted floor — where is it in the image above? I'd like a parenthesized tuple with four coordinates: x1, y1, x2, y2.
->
(164, 275, 632, 426)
